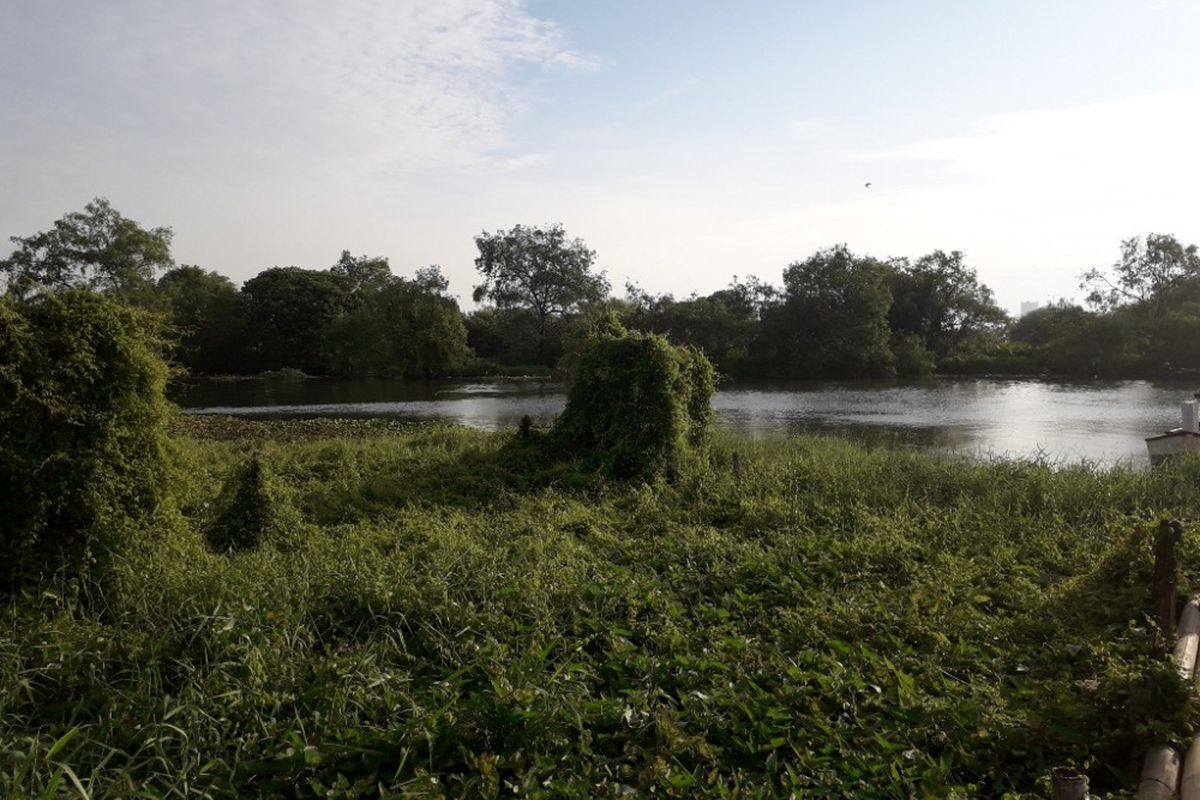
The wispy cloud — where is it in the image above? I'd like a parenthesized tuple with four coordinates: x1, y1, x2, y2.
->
(1, 0, 598, 174)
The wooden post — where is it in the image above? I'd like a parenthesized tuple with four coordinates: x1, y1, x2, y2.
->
(1153, 519, 1183, 639)
(1051, 767, 1088, 800)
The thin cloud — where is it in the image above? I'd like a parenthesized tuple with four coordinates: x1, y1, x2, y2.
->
(0, 0, 599, 175)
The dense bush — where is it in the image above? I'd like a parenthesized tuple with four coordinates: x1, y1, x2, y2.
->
(0, 290, 172, 592)
(551, 315, 714, 480)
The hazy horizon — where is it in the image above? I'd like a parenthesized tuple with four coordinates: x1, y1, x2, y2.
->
(3, 0, 1198, 315)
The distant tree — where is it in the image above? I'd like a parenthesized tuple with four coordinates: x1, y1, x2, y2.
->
(156, 266, 247, 374)
(624, 276, 778, 377)
(473, 224, 610, 365)
(0, 197, 173, 302)
(327, 266, 469, 378)
(331, 250, 392, 302)
(770, 245, 895, 378)
(241, 267, 349, 373)
(1081, 233, 1200, 318)
(888, 250, 1008, 357)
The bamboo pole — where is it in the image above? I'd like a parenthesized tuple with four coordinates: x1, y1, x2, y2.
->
(1137, 744, 1181, 799)
(1175, 598, 1200, 679)
(1180, 735, 1200, 800)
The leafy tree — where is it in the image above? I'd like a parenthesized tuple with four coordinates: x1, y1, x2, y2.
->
(1081, 233, 1200, 318)
(331, 250, 392, 302)
(770, 245, 895, 378)
(327, 266, 470, 378)
(888, 250, 1008, 357)
(473, 224, 610, 365)
(624, 277, 778, 377)
(241, 267, 349, 373)
(0, 197, 173, 302)
(157, 266, 247, 373)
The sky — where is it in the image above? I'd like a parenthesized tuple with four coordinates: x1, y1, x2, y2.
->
(2, 0, 1198, 315)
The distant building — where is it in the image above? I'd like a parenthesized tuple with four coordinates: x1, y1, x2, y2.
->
(1019, 301, 1041, 318)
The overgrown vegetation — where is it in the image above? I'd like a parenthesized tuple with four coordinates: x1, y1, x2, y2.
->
(0, 290, 172, 592)
(3, 412, 1200, 797)
(551, 316, 714, 480)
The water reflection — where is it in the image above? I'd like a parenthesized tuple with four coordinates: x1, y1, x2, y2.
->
(172, 376, 1193, 464)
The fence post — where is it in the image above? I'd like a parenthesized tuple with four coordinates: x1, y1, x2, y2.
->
(1154, 519, 1184, 639)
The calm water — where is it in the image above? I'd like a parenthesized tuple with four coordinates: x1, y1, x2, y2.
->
(171, 376, 1197, 464)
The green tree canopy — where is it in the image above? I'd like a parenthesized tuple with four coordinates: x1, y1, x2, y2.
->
(888, 250, 1008, 357)
(157, 265, 247, 374)
(473, 224, 609, 365)
(331, 250, 392, 301)
(1081, 233, 1200, 318)
(327, 266, 470, 378)
(770, 245, 895, 378)
(0, 197, 173, 302)
(241, 267, 349, 373)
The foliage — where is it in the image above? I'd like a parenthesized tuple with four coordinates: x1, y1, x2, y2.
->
(551, 316, 714, 480)
(206, 454, 304, 552)
(156, 265, 247, 374)
(888, 250, 1009, 358)
(3, 419, 1200, 797)
(1082, 233, 1200, 318)
(770, 244, 896, 378)
(0, 197, 173, 302)
(241, 266, 350, 373)
(326, 268, 470, 378)
(624, 277, 776, 378)
(473, 224, 610, 365)
(0, 290, 173, 592)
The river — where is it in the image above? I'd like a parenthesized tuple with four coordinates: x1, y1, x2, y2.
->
(171, 376, 1197, 465)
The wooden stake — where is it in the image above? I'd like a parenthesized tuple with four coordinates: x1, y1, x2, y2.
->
(1153, 519, 1183, 639)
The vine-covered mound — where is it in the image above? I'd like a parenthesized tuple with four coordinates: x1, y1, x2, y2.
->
(552, 316, 714, 480)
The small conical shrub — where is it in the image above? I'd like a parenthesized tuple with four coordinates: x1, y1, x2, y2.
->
(206, 454, 301, 552)
(551, 315, 714, 481)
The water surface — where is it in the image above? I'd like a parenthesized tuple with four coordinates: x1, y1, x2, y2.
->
(172, 376, 1195, 464)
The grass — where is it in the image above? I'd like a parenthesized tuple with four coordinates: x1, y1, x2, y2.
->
(5, 417, 1200, 798)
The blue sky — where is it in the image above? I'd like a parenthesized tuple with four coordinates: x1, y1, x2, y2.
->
(2, 0, 1198, 313)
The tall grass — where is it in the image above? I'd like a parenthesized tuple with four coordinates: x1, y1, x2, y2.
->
(4, 418, 1200, 798)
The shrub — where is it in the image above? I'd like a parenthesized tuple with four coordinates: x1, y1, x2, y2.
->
(206, 453, 302, 552)
(551, 315, 714, 480)
(0, 291, 172, 592)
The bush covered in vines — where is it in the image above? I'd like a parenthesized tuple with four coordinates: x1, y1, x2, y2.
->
(0, 290, 173, 592)
(552, 314, 714, 480)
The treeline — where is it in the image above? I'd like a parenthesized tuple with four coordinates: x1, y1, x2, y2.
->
(3, 197, 1198, 380)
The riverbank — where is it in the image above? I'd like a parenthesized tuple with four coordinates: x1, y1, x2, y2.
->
(5, 418, 1200, 796)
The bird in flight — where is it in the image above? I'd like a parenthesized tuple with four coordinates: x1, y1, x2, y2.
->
(864, 182, 872, 188)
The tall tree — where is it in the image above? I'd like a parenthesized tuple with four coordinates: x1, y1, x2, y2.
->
(473, 224, 609, 365)
(331, 250, 392, 302)
(771, 245, 895, 378)
(327, 266, 469, 378)
(157, 266, 247, 374)
(888, 250, 1008, 357)
(1081, 233, 1200, 318)
(241, 267, 349, 373)
(0, 197, 173, 302)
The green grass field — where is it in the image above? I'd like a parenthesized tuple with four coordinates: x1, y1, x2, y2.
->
(5, 417, 1200, 798)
